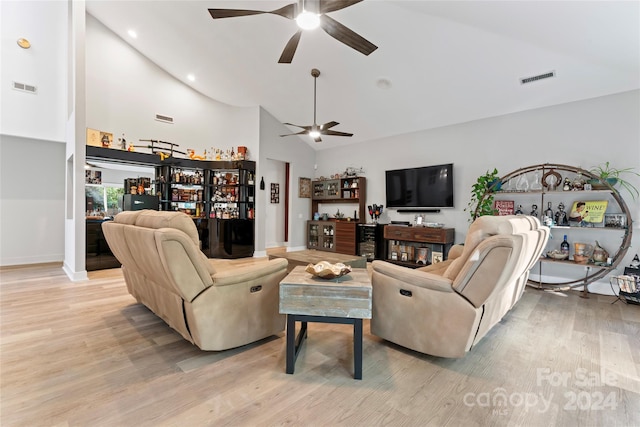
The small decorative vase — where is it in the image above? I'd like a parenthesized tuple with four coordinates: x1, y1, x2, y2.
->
(530, 171, 543, 191)
(515, 174, 529, 192)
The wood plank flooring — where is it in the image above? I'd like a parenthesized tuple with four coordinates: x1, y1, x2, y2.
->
(1, 260, 639, 426)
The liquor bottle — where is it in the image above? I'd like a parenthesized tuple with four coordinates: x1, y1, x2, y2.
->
(561, 235, 570, 257)
(544, 202, 554, 225)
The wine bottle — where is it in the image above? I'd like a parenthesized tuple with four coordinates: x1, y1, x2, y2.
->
(561, 235, 570, 257)
(544, 202, 554, 224)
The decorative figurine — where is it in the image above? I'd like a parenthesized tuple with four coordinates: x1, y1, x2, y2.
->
(515, 204, 524, 215)
(530, 204, 539, 218)
(573, 172, 585, 190)
(555, 202, 569, 226)
(563, 178, 572, 191)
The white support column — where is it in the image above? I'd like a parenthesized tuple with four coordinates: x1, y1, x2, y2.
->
(63, 0, 88, 281)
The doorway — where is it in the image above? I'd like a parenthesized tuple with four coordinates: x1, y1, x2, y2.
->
(264, 159, 290, 250)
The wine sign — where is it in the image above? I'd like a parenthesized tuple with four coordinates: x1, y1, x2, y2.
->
(495, 200, 514, 216)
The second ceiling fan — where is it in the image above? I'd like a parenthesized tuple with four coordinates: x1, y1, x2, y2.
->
(281, 68, 353, 143)
(208, 0, 377, 63)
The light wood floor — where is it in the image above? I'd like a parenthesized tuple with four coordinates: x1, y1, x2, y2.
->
(1, 260, 639, 426)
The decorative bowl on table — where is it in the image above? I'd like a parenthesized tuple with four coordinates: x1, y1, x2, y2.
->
(305, 261, 352, 279)
(546, 250, 569, 260)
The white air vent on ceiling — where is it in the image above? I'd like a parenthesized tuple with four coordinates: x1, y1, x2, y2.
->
(12, 81, 37, 94)
(155, 114, 174, 124)
(520, 71, 556, 85)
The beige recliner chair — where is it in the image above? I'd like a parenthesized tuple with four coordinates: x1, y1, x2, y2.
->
(102, 210, 288, 351)
(371, 215, 549, 358)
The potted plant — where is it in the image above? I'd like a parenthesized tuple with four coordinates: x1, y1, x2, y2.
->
(589, 162, 640, 200)
(466, 168, 500, 221)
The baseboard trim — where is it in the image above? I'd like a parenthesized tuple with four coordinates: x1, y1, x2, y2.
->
(62, 263, 88, 282)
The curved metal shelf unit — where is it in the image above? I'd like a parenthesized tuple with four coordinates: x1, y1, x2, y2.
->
(475, 163, 633, 290)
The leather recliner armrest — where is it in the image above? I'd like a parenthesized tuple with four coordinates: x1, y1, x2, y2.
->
(372, 261, 454, 293)
(211, 258, 288, 287)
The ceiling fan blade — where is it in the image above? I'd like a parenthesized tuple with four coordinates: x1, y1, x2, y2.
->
(320, 121, 340, 130)
(208, 3, 296, 20)
(320, 15, 377, 56)
(283, 122, 312, 131)
(280, 130, 309, 137)
(319, 0, 363, 14)
(323, 130, 353, 137)
(279, 30, 303, 64)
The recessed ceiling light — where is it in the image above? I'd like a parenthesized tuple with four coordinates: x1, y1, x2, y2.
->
(17, 38, 31, 49)
(187, 74, 195, 82)
(127, 30, 137, 39)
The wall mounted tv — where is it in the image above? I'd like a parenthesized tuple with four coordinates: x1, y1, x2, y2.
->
(385, 163, 454, 211)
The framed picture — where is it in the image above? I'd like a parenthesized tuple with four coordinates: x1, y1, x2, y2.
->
(401, 252, 408, 262)
(390, 252, 398, 261)
(85, 170, 102, 185)
(495, 200, 514, 216)
(299, 177, 311, 198)
(270, 183, 279, 203)
(604, 213, 626, 229)
(431, 251, 443, 264)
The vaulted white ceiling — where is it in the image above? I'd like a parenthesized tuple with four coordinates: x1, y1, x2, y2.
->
(86, 0, 640, 150)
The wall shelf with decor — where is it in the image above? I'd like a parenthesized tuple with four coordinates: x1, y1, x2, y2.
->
(311, 177, 367, 223)
(477, 163, 633, 290)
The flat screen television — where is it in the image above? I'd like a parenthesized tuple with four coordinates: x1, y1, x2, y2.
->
(385, 163, 454, 210)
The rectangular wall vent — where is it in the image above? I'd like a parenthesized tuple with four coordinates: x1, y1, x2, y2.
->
(520, 71, 556, 85)
(155, 114, 174, 124)
(12, 81, 37, 94)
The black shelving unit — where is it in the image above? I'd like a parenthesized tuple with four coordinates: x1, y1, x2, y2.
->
(86, 147, 256, 259)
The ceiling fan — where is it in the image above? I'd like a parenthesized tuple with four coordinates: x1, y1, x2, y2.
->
(280, 68, 353, 143)
(208, 0, 377, 63)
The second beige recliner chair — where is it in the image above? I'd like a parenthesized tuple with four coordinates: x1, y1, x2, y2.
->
(371, 215, 549, 358)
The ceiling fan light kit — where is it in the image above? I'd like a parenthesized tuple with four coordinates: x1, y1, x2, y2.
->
(296, 11, 320, 30)
(208, 0, 377, 63)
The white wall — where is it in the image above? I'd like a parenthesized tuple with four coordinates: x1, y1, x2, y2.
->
(264, 159, 286, 248)
(315, 90, 640, 293)
(85, 14, 259, 158)
(0, 135, 66, 265)
(0, 0, 68, 267)
(0, 1, 67, 142)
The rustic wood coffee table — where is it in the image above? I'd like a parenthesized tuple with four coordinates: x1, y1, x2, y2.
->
(279, 265, 372, 379)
